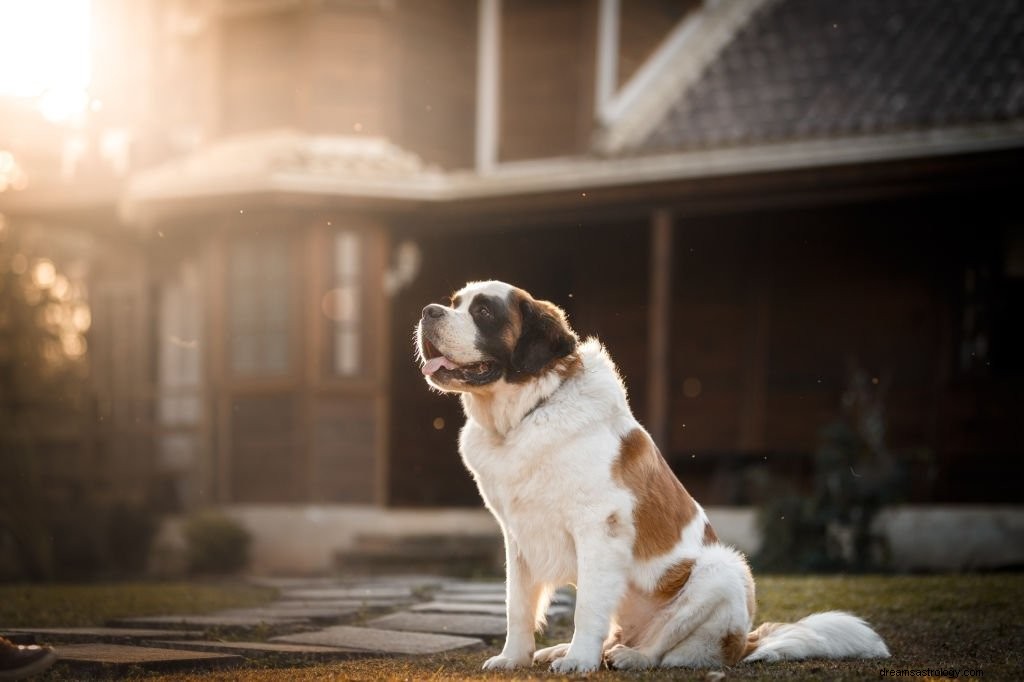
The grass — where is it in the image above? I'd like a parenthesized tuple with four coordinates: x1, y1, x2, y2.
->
(0, 582, 276, 628)
(7, 574, 1022, 680)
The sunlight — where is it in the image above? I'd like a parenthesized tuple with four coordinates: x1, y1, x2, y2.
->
(0, 0, 92, 123)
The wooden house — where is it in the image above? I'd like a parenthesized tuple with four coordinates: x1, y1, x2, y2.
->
(2, 0, 1022, 522)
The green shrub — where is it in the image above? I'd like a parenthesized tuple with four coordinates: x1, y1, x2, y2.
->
(183, 511, 251, 575)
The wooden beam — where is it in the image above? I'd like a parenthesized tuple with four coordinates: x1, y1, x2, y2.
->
(648, 208, 673, 451)
(475, 0, 501, 172)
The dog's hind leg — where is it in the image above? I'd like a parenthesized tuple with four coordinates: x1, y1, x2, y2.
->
(605, 596, 717, 670)
(532, 642, 570, 664)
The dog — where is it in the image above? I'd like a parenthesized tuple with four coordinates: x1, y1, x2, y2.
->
(416, 280, 890, 672)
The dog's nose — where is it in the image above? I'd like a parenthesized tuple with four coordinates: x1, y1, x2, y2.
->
(422, 304, 446, 320)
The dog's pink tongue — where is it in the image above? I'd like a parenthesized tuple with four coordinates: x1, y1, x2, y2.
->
(422, 356, 459, 376)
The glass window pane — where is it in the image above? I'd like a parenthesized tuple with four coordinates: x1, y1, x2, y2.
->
(229, 236, 291, 376)
(264, 330, 289, 373)
(334, 329, 360, 376)
(335, 231, 360, 279)
(232, 331, 258, 374)
(329, 231, 363, 377)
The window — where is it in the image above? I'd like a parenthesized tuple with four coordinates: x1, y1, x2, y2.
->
(228, 235, 291, 376)
(327, 230, 362, 377)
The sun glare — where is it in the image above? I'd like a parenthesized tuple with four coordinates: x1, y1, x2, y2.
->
(0, 0, 92, 123)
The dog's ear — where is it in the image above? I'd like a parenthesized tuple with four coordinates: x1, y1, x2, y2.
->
(510, 296, 577, 377)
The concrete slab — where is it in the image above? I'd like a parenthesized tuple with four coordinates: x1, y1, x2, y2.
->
(55, 643, 244, 673)
(433, 592, 505, 604)
(273, 625, 484, 655)
(109, 614, 309, 630)
(212, 605, 360, 622)
(280, 586, 413, 601)
(437, 581, 505, 594)
(366, 612, 506, 638)
(148, 639, 372, 660)
(4, 627, 204, 644)
(410, 601, 571, 618)
(266, 598, 409, 610)
(432, 591, 574, 606)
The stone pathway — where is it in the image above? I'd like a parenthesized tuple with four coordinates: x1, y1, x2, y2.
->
(1, 576, 576, 676)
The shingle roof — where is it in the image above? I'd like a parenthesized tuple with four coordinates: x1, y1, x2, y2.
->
(638, 0, 1024, 152)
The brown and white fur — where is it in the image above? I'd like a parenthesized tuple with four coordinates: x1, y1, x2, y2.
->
(416, 280, 889, 672)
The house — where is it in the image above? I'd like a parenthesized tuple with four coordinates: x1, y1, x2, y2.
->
(2, 0, 1022, 573)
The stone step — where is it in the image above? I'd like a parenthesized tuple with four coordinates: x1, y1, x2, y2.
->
(272, 625, 485, 655)
(410, 600, 572, 618)
(366, 612, 506, 639)
(4, 627, 204, 644)
(108, 613, 310, 632)
(147, 639, 372, 661)
(54, 643, 244, 674)
(334, 534, 503, 577)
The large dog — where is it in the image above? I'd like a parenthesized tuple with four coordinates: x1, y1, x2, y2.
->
(416, 280, 889, 672)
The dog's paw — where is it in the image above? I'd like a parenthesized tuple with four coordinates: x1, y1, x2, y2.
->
(605, 643, 654, 670)
(482, 654, 530, 670)
(550, 653, 601, 674)
(533, 642, 570, 664)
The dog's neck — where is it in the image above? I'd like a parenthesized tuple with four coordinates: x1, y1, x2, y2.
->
(461, 355, 579, 438)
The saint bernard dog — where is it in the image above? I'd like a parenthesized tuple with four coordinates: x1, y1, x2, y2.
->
(416, 280, 890, 672)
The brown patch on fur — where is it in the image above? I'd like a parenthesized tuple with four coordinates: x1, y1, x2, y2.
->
(605, 512, 623, 538)
(703, 522, 718, 545)
(502, 289, 526, 350)
(554, 352, 583, 380)
(654, 558, 694, 600)
(612, 428, 698, 559)
(451, 294, 462, 308)
(741, 621, 784, 661)
(721, 631, 747, 665)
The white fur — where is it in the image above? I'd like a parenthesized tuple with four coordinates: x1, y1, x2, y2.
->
(743, 611, 891, 662)
(420, 281, 891, 671)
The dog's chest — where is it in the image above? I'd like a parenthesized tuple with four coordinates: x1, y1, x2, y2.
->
(462, 432, 579, 580)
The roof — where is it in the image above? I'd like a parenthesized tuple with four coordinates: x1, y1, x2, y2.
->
(636, 0, 1024, 153)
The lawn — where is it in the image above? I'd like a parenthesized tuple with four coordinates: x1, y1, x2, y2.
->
(5, 574, 1022, 680)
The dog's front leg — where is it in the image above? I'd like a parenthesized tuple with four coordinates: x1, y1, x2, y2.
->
(550, 534, 629, 673)
(483, 536, 545, 670)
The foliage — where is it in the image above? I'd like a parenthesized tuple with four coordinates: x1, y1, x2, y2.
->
(755, 369, 910, 573)
(0, 219, 94, 580)
(0, 219, 163, 581)
(183, 511, 252, 575)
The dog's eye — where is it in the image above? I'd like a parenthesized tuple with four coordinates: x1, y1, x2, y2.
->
(473, 305, 492, 319)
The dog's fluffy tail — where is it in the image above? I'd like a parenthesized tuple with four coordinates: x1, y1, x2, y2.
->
(742, 611, 890, 662)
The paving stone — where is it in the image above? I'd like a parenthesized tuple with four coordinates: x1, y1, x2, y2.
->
(280, 586, 413, 601)
(109, 614, 309, 630)
(433, 591, 506, 604)
(273, 625, 484, 655)
(410, 601, 571, 618)
(437, 581, 505, 594)
(247, 577, 344, 590)
(212, 605, 360, 623)
(55, 643, 244, 673)
(343, 574, 458, 590)
(267, 598, 407, 610)
(435, 590, 575, 606)
(148, 639, 372, 660)
(4, 627, 204, 644)
(366, 612, 506, 638)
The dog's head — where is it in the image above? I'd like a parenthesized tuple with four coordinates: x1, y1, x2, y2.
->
(416, 280, 578, 393)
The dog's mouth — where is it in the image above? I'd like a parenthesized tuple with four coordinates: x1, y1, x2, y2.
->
(421, 339, 497, 383)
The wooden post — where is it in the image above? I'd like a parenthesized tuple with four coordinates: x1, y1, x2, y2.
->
(648, 209, 673, 452)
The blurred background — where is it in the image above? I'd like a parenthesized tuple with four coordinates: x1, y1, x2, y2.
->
(0, 0, 1022, 580)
